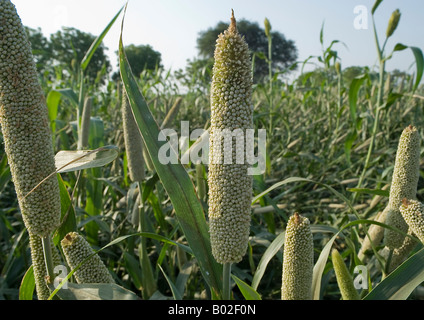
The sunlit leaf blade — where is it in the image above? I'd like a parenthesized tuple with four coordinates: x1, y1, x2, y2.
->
(232, 275, 261, 300)
(80, 5, 124, 71)
(251, 232, 285, 290)
(19, 266, 35, 300)
(118, 6, 222, 298)
(55, 145, 119, 173)
(363, 248, 424, 300)
(410, 46, 424, 92)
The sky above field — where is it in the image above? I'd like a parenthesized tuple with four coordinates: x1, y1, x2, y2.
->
(11, 0, 424, 79)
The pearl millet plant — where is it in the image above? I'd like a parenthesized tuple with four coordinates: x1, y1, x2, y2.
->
(208, 10, 253, 266)
(281, 213, 314, 300)
(61, 232, 115, 284)
(384, 125, 420, 250)
(0, 0, 61, 237)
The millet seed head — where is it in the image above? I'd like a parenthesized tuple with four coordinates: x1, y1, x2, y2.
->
(61, 232, 115, 284)
(281, 213, 314, 300)
(0, 0, 61, 237)
(385, 125, 420, 250)
(208, 11, 253, 264)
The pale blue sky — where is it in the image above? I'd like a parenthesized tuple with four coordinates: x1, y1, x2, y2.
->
(11, 0, 424, 78)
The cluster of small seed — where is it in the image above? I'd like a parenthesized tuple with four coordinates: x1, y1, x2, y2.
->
(281, 213, 314, 300)
(29, 233, 63, 300)
(0, 0, 60, 237)
(208, 11, 253, 264)
(61, 232, 114, 284)
(121, 90, 145, 182)
(400, 199, 424, 243)
(384, 125, 420, 250)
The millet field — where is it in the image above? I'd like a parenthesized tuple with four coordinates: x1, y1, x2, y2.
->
(0, 0, 424, 303)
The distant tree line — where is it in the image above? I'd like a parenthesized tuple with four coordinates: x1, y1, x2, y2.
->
(25, 18, 299, 85)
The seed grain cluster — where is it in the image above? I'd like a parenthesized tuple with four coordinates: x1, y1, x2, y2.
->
(208, 11, 253, 264)
(384, 125, 420, 249)
(61, 232, 115, 284)
(281, 213, 314, 300)
(0, 0, 60, 237)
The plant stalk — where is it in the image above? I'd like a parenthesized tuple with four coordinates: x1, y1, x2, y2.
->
(41, 236, 55, 281)
(223, 263, 232, 300)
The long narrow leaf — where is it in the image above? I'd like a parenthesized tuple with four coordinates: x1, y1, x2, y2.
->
(232, 275, 261, 300)
(118, 6, 222, 298)
(364, 247, 424, 300)
(80, 5, 124, 71)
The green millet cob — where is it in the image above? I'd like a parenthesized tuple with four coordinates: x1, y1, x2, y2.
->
(29, 233, 63, 300)
(385, 125, 420, 250)
(386, 9, 401, 38)
(208, 11, 253, 264)
(400, 199, 424, 243)
(281, 213, 314, 300)
(331, 249, 360, 300)
(122, 89, 145, 182)
(0, 0, 60, 237)
(61, 232, 114, 284)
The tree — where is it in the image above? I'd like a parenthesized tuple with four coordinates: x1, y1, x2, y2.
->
(112, 44, 162, 81)
(123, 44, 162, 77)
(25, 26, 52, 74)
(197, 19, 298, 81)
(49, 27, 111, 84)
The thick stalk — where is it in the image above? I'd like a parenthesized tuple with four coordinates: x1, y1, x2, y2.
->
(223, 263, 232, 300)
(41, 236, 55, 281)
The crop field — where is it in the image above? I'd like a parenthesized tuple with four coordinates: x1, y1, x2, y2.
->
(0, 0, 424, 303)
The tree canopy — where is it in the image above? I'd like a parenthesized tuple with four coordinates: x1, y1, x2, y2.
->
(26, 26, 111, 85)
(197, 19, 298, 81)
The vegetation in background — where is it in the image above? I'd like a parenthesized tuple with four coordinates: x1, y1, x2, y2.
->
(0, 0, 424, 301)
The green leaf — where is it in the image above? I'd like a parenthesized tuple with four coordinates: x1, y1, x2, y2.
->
(80, 5, 124, 71)
(19, 266, 35, 300)
(124, 252, 143, 290)
(118, 6, 222, 298)
(347, 187, 390, 197)
(251, 232, 285, 290)
(363, 247, 424, 300)
(46, 90, 61, 134)
(393, 43, 408, 52)
(232, 275, 261, 300)
(158, 264, 183, 300)
(372, 0, 384, 15)
(410, 46, 424, 92)
(348, 74, 367, 125)
(53, 174, 77, 246)
(50, 282, 140, 300)
(55, 145, 119, 173)
(53, 88, 79, 109)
